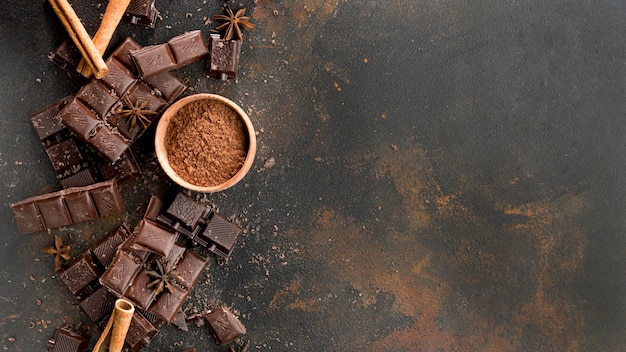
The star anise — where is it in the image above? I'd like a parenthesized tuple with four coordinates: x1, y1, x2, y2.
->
(230, 341, 250, 352)
(41, 235, 71, 272)
(214, 6, 256, 41)
(119, 97, 157, 131)
(146, 259, 180, 296)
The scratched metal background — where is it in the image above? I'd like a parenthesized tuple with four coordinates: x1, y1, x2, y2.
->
(1, 0, 625, 351)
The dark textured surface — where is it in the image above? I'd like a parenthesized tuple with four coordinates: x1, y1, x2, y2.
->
(1, 0, 625, 351)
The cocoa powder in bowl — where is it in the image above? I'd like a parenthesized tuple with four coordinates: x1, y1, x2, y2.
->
(164, 98, 248, 187)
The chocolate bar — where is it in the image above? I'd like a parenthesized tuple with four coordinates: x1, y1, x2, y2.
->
(124, 0, 159, 28)
(58, 38, 186, 163)
(10, 179, 124, 234)
(30, 99, 140, 188)
(204, 307, 246, 345)
(130, 30, 209, 78)
(146, 192, 242, 258)
(46, 327, 89, 352)
(206, 33, 242, 80)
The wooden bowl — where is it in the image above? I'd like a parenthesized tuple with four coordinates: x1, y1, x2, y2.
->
(155, 93, 256, 193)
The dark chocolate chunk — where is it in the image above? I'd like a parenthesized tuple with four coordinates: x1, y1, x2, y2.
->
(48, 38, 82, 73)
(165, 193, 210, 230)
(59, 253, 99, 296)
(130, 30, 208, 78)
(125, 311, 159, 352)
(91, 225, 131, 268)
(79, 285, 116, 323)
(175, 250, 208, 290)
(148, 283, 188, 323)
(63, 190, 98, 223)
(131, 219, 178, 257)
(204, 307, 246, 345)
(207, 33, 242, 80)
(197, 213, 243, 258)
(100, 249, 143, 297)
(46, 327, 89, 352)
(36, 196, 73, 229)
(124, 0, 159, 28)
(124, 269, 158, 310)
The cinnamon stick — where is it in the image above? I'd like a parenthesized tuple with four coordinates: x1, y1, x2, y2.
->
(48, 0, 108, 78)
(76, 0, 131, 78)
(92, 299, 135, 352)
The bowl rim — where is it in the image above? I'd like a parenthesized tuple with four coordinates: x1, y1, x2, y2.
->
(154, 93, 257, 193)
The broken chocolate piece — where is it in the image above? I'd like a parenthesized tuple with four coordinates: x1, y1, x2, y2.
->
(204, 307, 246, 345)
(46, 327, 88, 352)
(196, 213, 243, 258)
(124, 0, 159, 28)
(207, 33, 241, 80)
(125, 311, 159, 351)
(59, 253, 99, 296)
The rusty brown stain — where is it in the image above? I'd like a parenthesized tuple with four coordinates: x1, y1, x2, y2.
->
(277, 143, 588, 350)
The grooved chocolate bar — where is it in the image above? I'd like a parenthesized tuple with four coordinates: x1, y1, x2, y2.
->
(59, 38, 186, 163)
(30, 98, 140, 188)
(206, 33, 241, 80)
(10, 179, 124, 234)
(145, 192, 243, 258)
(130, 30, 209, 79)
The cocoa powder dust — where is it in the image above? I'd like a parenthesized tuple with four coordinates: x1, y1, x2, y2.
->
(164, 99, 248, 187)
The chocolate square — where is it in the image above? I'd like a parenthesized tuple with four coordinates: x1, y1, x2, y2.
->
(125, 312, 159, 352)
(10, 202, 44, 234)
(49, 38, 82, 73)
(165, 193, 208, 229)
(197, 213, 243, 258)
(46, 139, 85, 173)
(143, 72, 186, 103)
(36, 197, 72, 229)
(125, 0, 159, 29)
(89, 126, 130, 163)
(204, 307, 246, 345)
(99, 58, 137, 96)
(131, 45, 176, 79)
(30, 99, 68, 141)
(168, 30, 209, 65)
(89, 180, 125, 217)
(131, 220, 178, 257)
(175, 250, 208, 290)
(46, 327, 89, 352)
(124, 269, 157, 310)
(100, 250, 142, 296)
(75, 81, 119, 118)
(79, 285, 116, 323)
(148, 283, 188, 323)
(60, 98, 101, 140)
(63, 191, 98, 223)
(59, 253, 99, 296)
(91, 225, 130, 268)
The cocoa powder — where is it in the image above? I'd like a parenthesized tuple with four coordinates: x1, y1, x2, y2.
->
(164, 98, 248, 187)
